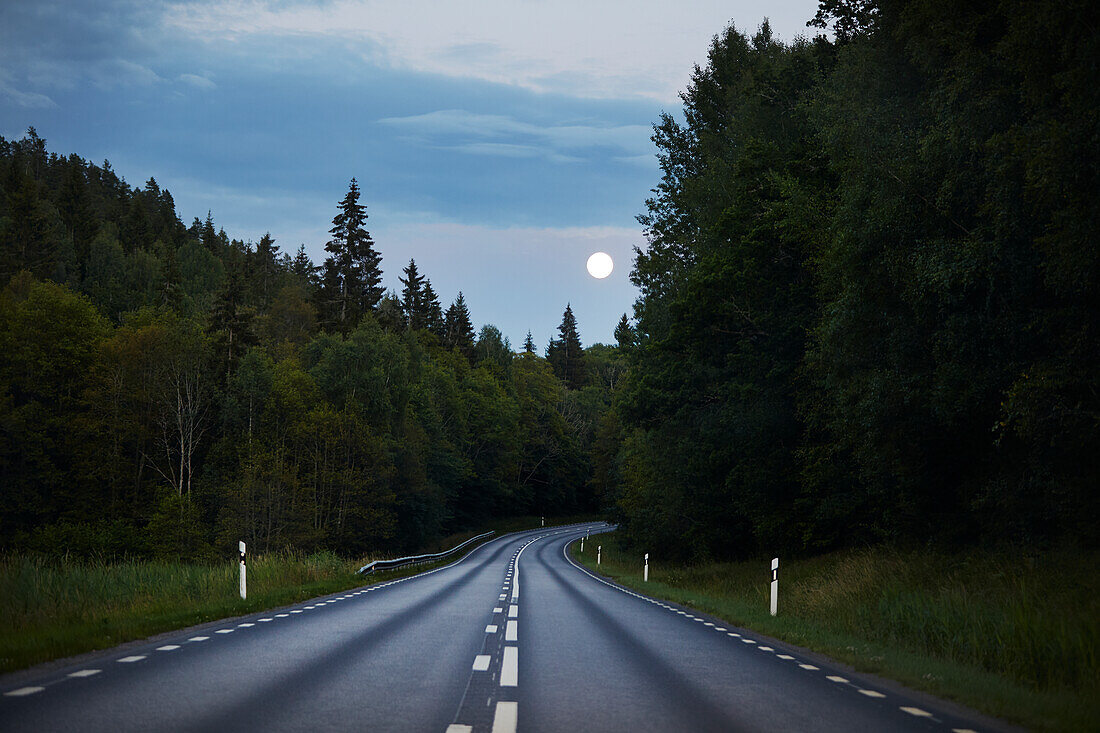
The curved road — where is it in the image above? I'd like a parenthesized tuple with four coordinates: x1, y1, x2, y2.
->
(1, 524, 1008, 732)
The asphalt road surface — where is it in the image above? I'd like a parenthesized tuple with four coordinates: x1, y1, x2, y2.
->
(1, 524, 1010, 732)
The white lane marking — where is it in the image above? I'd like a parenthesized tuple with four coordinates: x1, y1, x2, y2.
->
(493, 607, 503, 613)
(704, 622, 714, 627)
(826, 675, 848, 683)
(290, 610, 303, 614)
(508, 605, 518, 618)
(505, 620, 518, 641)
(446, 726, 473, 733)
(189, 636, 209, 642)
(305, 605, 315, 609)
(727, 632, 741, 637)
(4, 687, 44, 697)
(276, 613, 289, 618)
(68, 669, 101, 678)
(117, 655, 146, 663)
(858, 689, 886, 698)
(258, 618, 273, 622)
(156, 645, 180, 651)
(501, 646, 518, 686)
(486, 625, 498, 633)
(758, 646, 774, 651)
(472, 655, 491, 671)
(777, 654, 794, 660)
(498, 594, 506, 600)
(715, 627, 726, 631)
(799, 664, 819, 670)
(952, 729, 979, 733)
(215, 629, 233, 634)
(741, 639, 756, 644)
(900, 707, 933, 718)
(491, 701, 518, 733)
(238, 623, 254, 628)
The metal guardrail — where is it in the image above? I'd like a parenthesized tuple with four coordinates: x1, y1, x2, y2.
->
(357, 530, 496, 575)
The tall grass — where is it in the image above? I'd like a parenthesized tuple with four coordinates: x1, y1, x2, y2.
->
(577, 537, 1100, 732)
(0, 551, 362, 673)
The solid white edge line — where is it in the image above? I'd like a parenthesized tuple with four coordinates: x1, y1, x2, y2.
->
(505, 620, 518, 641)
(68, 669, 100, 678)
(508, 605, 518, 618)
(117, 655, 145, 663)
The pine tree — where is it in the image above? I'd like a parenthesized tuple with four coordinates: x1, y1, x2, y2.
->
(291, 245, 317, 286)
(614, 313, 635, 349)
(399, 258, 426, 330)
(324, 178, 383, 330)
(443, 291, 475, 358)
(422, 279, 444, 336)
(209, 262, 254, 383)
(523, 330, 536, 354)
(548, 303, 586, 389)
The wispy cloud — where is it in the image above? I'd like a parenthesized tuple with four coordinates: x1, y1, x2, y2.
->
(0, 72, 57, 109)
(378, 109, 652, 164)
(163, 0, 816, 102)
(178, 73, 216, 89)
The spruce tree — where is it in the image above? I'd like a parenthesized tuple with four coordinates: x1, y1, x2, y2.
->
(548, 303, 586, 389)
(399, 258, 426, 330)
(443, 291, 475, 358)
(422, 279, 444, 336)
(209, 262, 254, 383)
(614, 313, 635, 349)
(291, 245, 317, 287)
(523, 330, 536, 354)
(324, 178, 383, 330)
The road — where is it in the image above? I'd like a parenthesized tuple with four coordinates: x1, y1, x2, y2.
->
(1, 524, 1008, 732)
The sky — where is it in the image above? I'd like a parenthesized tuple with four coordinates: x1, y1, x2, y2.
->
(1, 0, 822, 346)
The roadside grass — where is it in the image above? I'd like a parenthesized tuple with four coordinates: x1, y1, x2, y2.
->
(573, 534, 1099, 733)
(0, 514, 592, 674)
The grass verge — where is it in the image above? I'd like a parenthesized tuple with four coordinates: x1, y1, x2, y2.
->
(0, 515, 589, 674)
(573, 533, 1099, 733)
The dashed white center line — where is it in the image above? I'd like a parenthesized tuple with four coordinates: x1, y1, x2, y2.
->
(952, 729, 979, 733)
(486, 624, 498, 633)
(446, 725, 473, 733)
(117, 656, 146, 663)
(777, 654, 795, 660)
(188, 636, 209, 642)
(68, 669, 100, 678)
(758, 646, 774, 651)
(900, 706, 933, 718)
(741, 639, 756, 644)
(290, 610, 303, 614)
(493, 607, 503, 613)
(4, 687, 44, 697)
(799, 664, 820, 670)
(258, 618, 273, 622)
(215, 629, 233, 634)
(472, 655, 491, 671)
(505, 620, 518, 641)
(491, 701, 518, 733)
(727, 632, 741, 637)
(826, 675, 848, 683)
(508, 605, 518, 618)
(156, 645, 180, 651)
(704, 622, 714, 627)
(859, 689, 886, 698)
(500, 647, 518, 686)
(238, 623, 254, 628)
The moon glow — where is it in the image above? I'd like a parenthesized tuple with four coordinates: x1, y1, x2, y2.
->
(586, 251, 614, 279)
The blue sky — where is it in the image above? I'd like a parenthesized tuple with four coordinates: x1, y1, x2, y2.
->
(1, 0, 820, 346)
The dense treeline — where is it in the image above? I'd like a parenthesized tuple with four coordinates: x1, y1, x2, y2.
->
(608, 1, 1099, 559)
(0, 134, 617, 559)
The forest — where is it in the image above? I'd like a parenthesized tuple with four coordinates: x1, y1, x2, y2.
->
(0, 135, 619, 560)
(2, 0, 1097, 565)
(605, 0, 1099, 559)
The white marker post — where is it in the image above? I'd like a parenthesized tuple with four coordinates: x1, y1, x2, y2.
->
(770, 557, 778, 616)
(580, 537, 584, 553)
(541, 516, 545, 527)
(239, 541, 247, 600)
(644, 553, 649, 582)
(597, 545, 601, 565)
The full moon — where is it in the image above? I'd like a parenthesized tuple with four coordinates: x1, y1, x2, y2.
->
(586, 251, 614, 279)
